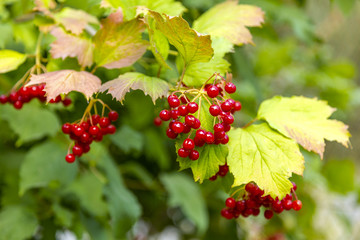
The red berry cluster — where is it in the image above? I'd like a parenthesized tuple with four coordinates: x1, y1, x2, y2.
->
(62, 111, 119, 163)
(221, 182, 302, 220)
(0, 84, 71, 109)
(209, 163, 229, 181)
(158, 82, 241, 161)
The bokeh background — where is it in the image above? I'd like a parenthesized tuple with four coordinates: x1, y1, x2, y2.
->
(0, 0, 359, 239)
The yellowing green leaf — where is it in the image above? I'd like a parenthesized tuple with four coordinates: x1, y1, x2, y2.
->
(0, 49, 26, 73)
(26, 70, 101, 101)
(150, 11, 213, 67)
(50, 27, 94, 67)
(34, 0, 56, 15)
(54, 7, 99, 35)
(227, 124, 304, 199)
(102, 0, 186, 20)
(93, 10, 148, 69)
(257, 96, 351, 159)
(100, 72, 169, 103)
(193, 1, 264, 45)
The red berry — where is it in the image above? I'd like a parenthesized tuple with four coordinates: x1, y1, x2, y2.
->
(180, 96, 189, 104)
(236, 200, 246, 211)
(207, 85, 219, 98)
(204, 132, 214, 144)
(99, 117, 110, 128)
(62, 97, 72, 106)
(107, 125, 116, 134)
(225, 82, 236, 94)
(73, 126, 84, 136)
(214, 123, 224, 133)
(195, 129, 206, 140)
(72, 144, 83, 156)
(292, 182, 297, 191)
(154, 117, 162, 126)
(282, 199, 293, 210)
(189, 150, 199, 160)
(194, 136, 205, 147)
(264, 210, 273, 219)
(252, 208, 260, 216)
(221, 208, 233, 220)
(222, 123, 231, 132)
(166, 128, 178, 139)
(214, 131, 225, 140)
(193, 118, 201, 129)
(183, 138, 195, 150)
(178, 105, 188, 116)
(233, 101, 242, 111)
(91, 114, 101, 125)
(182, 123, 191, 133)
(225, 198, 236, 208)
(29, 85, 39, 97)
(159, 110, 171, 121)
(221, 135, 229, 144)
(65, 154, 76, 163)
(222, 114, 234, 124)
(62, 123, 72, 134)
(292, 200, 302, 211)
(0, 95, 8, 104)
(218, 164, 229, 176)
(187, 102, 198, 113)
(80, 122, 90, 131)
(13, 100, 23, 109)
(49, 95, 61, 103)
(178, 148, 190, 158)
(209, 105, 221, 116)
(80, 132, 91, 143)
(9, 92, 18, 103)
(108, 111, 119, 121)
(81, 144, 91, 153)
(89, 125, 100, 135)
(221, 100, 233, 112)
(94, 132, 103, 142)
(170, 109, 180, 119)
(168, 95, 180, 108)
(185, 115, 196, 127)
(245, 182, 257, 194)
(171, 121, 184, 134)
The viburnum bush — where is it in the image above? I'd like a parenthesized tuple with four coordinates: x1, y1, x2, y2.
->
(0, 0, 352, 239)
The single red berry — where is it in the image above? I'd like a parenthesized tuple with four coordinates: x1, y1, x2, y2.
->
(183, 138, 195, 150)
(182, 123, 191, 133)
(187, 102, 198, 113)
(185, 115, 196, 127)
(221, 134, 229, 144)
(282, 199, 293, 210)
(221, 208, 233, 220)
(62, 123, 72, 134)
(108, 111, 119, 121)
(99, 117, 110, 128)
(214, 123, 224, 133)
(209, 104, 221, 116)
(222, 123, 231, 132)
(170, 109, 180, 119)
(225, 198, 236, 208)
(204, 132, 214, 144)
(252, 208, 260, 216)
(246, 199, 257, 209)
(166, 128, 178, 139)
(222, 114, 234, 124)
(292, 182, 297, 191)
(29, 85, 39, 97)
(292, 200, 302, 211)
(94, 132, 103, 142)
(80, 122, 90, 131)
(0, 95, 8, 104)
(194, 136, 205, 147)
(178, 105, 188, 116)
(65, 154, 76, 163)
(72, 144, 83, 156)
(91, 114, 101, 125)
(189, 150, 199, 160)
(207, 85, 219, 98)
(159, 110, 171, 121)
(49, 95, 62, 103)
(178, 148, 190, 158)
(73, 126, 84, 136)
(236, 200, 246, 211)
(153, 117, 162, 126)
(195, 129, 206, 140)
(9, 92, 19, 103)
(13, 100, 23, 109)
(214, 131, 225, 140)
(168, 95, 180, 108)
(80, 132, 91, 143)
(225, 82, 236, 94)
(209, 175, 217, 181)
(245, 182, 257, 194)
(218, 164, 229, 176)
(89, 125, 100, 135)
(62, 97, 72, 106)
(171, 121, 184, 134)
(221, 100, 233, 112)
(180, 96, 189, 104)
(233, 101, 242, 111)
(192, 118, 201, 129)
(264, 210, 274, 219)
(81, 144, 91, 153)
(107, 125, 116, 134)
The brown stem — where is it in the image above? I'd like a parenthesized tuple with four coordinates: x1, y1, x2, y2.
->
(242, 118, 258, 129)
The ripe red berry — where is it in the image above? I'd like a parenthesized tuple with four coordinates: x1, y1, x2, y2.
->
(94, 132, 103, 142)
(195, 129, 206, 140)
(72, 144, 83, 156)
(185, 115, 196, 127)
(182, 123, 191, 133)
(292, 182, 297, 191)
(107, 125, 116, 134)
(153, 117, 162, 126)
(214, 131, 225, 140)
(222, 123, 231, 132)
(183, 138, 195, 150)
(225, 82, 236, 94)
(264, 210, 273, 219)
(80, 122, 90, 131)
(180, 96, 189, 104)
(221, 208, 233, 220)
(225, 198, 236, 208)
(65, 154, 76, 163)
(236, 200, 246, 211)
(194, 136, 205, 147)
(178, 148, 190, 158)
(193, 118, 201, 129)
(108, 111, 119, 121)
(159, 110, 171, 121)
(81, 144, 91, 153)
(187, 102, 198, 113)
(62, 97, 72, 106)
(252, 208, 260, 216)
(207, 85, 219, 98)
(170, 109, 180, 119)
(178, 105, 188, 116)
(292, 200, 302, 211)
(13, 100, 23, 109)
(218, 164, 229, 176)
(168, 95, 180, 108)
(89, 125, 100, 135)
(166, 128, 178, 139)
(282, 199, 293, 210)
(204, 132, 214, 144)
(91, 114, 101, 125)
(0, 95, 8, 104)
(9, 92, 18, 103)
(209, 104, 221, 116)
(73, 126, 84, 136)
(222, 114, 234, 124)
(171, 121, 184, 134)
(214, 123, 224, 133)
(49, 95, 62, 103)
(221, 134, 229, 144)
(221, 100, 233, 112)
(189, 150, 199, 160)
(99, 117, 110, 128)
(80, 132, 91, 143)
(62, 123, 72, 134)
(233, 101, 242, 111)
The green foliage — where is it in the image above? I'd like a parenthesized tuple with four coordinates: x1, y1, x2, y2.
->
(0, 49, 26, 73)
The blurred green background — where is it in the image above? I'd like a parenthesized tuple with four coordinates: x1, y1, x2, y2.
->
(0, 0, 359, 239)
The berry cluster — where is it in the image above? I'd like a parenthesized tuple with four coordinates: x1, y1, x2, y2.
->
(62, 111, 118, 163)
(221, 182, 302, 220)
(158, 81, 241, 161)
(209, 163, 229, 181)
(0, 84, 71, 109)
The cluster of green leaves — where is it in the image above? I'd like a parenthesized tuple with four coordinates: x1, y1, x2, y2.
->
(0, 0, 356, 239)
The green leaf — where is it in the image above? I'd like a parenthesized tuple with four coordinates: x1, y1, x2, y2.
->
(110, 125, 144, 153)
(322, 159, 355, 194)
(0, 49, 26, 73)
(0, 102, 60, 144)
(53, 203, 73, 228)
(0, 205, 38, 240)
(19, 141, 78, 195)
(63, 171, 108, 217)
(144, 129, 171, 170)
(150, 11, 213, 67)
(193, 1, 264, 45)
(100, 72, 169, 103)
(102, 0, 186, 20)
(227, 123, 304, 199)
(93, 10, 149, 69)
(160, 172, 208, 234)
(0, 23, 13, 48)
(257, 96, 350, 159)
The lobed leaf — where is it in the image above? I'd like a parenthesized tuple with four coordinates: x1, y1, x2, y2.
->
(100, 72, 169, 103)
(26, 70, 101, 101)
(193, 1, 264, 45)
(93, 10, 149, 69)
(50, 27, 94, 67)
(0, 49, 26, 73)
(150, 11, 213, 67)
(227, 123, 304, 199)
(257, 96, 351, 159)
